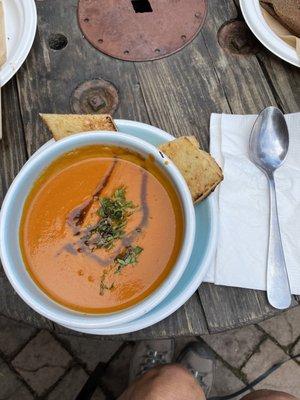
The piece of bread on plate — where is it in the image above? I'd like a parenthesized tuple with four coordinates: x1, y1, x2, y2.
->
(159, 136, 223, 203)
(40, 114, 117, 140)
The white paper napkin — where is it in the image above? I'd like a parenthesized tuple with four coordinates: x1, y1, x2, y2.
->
(204, 112, 300, 295)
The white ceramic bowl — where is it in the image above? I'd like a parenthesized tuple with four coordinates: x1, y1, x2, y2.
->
(0, 132, 196, 329)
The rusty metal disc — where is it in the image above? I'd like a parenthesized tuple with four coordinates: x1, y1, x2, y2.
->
(70, 79, 119, 115)
(78, 0, 207, 61)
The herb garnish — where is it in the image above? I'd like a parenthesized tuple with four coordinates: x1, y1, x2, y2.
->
(99, 187, 135, 220)
(99, 245, 143, 294)
(99, 270, 115, 296)
(114, 245, 143, 274)
(82, 187, 135, 251)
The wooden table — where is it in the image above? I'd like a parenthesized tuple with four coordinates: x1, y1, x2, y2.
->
(1, 0, 299, 339)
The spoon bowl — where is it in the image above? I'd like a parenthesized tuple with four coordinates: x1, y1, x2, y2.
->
(249, 106, 291, 310)
(250, 107, 289, 174)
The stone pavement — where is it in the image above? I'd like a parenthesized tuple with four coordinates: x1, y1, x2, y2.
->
(0, 307, 299, 400)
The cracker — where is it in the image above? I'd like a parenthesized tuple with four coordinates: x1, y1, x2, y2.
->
(40, 114, 117, 140)
(159, 136, 223, 202)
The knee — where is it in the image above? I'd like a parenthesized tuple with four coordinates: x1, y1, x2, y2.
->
(141, 364, 205, 399)
(243, 390, 298, 400)
(150, 364, 194, 382)
(143, 363, 199, 387)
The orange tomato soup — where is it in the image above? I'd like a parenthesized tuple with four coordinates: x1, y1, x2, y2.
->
(20, 145, 183, 313)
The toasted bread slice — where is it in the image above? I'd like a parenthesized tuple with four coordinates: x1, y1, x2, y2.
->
(159, 136, 223, 202)
(40, 113, 222, 203)
(40, 114, 117, 140)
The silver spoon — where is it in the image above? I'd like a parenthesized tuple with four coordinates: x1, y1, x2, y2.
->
(249, 106, 291, 310)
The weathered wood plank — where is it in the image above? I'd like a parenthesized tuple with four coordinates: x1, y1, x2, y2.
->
(53, 293, 208, 339)
(0, 78, 54, 329)
(16, 0, 150, 156)
(1, 0, 298, 336)
(134, 0, 299, 334)
(11, 0, 209, 336)
(197, 0, 299, 331)
(200, 0, 278, 114)
(134, 44, 231, 151)
(199, 284, 298, 333)
(255, 53, 300, 113)
(124, 293, 209, 339)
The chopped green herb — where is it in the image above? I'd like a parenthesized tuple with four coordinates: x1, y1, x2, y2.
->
(82, 187, 135, 251)
(99, 187, 135, 220)
(114, 245, 143, 274)
(99, 270, 115, 296)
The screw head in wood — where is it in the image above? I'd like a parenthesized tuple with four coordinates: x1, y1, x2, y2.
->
(218, 20, 261, 55)
(70, 79, 119, 115)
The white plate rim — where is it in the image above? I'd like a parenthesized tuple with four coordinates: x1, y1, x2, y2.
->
(0, 0, 37, 86)
(57, 119, 217, 335)
(240, 0, 300, 68)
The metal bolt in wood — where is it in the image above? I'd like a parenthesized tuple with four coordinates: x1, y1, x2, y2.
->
(70, 79, 119, 115)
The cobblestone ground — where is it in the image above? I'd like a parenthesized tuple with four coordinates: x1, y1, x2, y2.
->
(0, 307, 299, 399)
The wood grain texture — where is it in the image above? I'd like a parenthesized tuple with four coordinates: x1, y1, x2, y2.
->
(0, 0, 298, 337)
(200, 0, 277, 114)
(197, 0, 299, 331)
(53, 295, 208, 339)
(2, 0, 208, 337)
(0, 78, 54, 329)
(16, 0, 150, 156)
(133, 0, 299, 333)
(198, 284, 298, 333)
(135, 42, 231, 151)
(255, 53, 300, 113)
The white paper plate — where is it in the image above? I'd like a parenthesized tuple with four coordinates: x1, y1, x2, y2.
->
(0, 0, 37, 86)
(240, 0, 300, 68)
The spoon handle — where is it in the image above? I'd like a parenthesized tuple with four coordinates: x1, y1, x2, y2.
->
(267, 173, 291, 309)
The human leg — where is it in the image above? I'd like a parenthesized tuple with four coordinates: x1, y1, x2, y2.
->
(242, 390, 299, 400)
(118, 363, 206, 400)
(118, 339, 214, 400)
